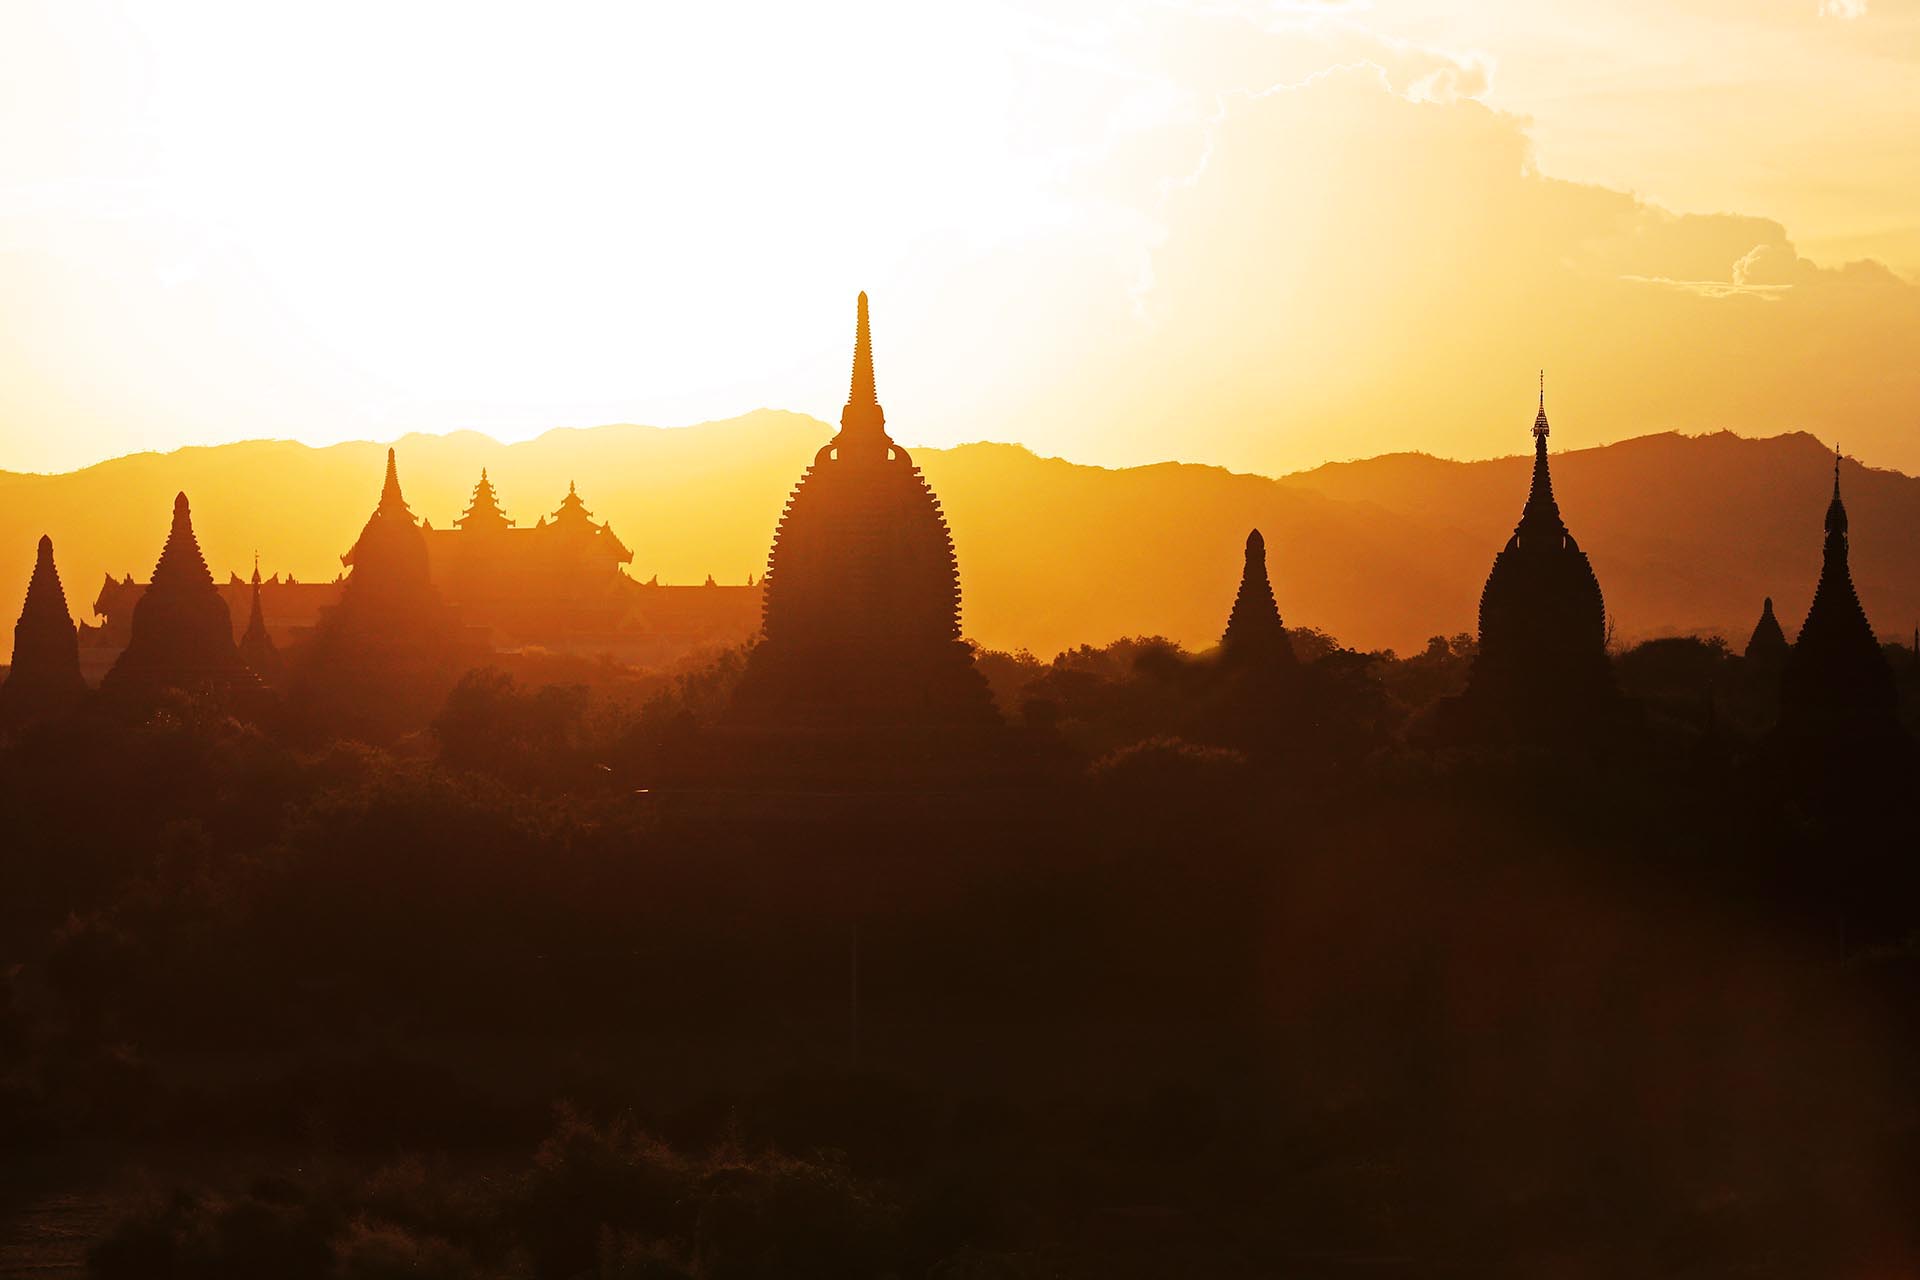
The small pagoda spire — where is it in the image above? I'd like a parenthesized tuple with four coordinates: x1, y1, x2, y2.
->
(238, 552, 281, 683)
(552, 479, 594, 525)
(1826, 444, 1847, 538)
(1517, 375, 1565, 539)
(835, 291, 889, 457)
(377, 447, 413, 520)
(1221, 529, 1294, 666)
(1743, 595, 1790, 665)
(20, 536, 77, 630)
(153, 492, 216, 590)
(246, 553, 267, 630)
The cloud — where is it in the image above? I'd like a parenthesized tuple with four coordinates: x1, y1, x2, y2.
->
(1817, 0, 1867, 17)
(953, 65, 1920, 476)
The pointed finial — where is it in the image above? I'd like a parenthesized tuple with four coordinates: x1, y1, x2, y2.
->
(850, 291, 877, 408)
(1539, 369, 1544, 410)
(174, 491, 190, 515)
(837, 292, 888, 444)
(37, 533, 53, 558)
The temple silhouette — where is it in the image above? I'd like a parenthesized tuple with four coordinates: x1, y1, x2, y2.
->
(84, 469, 754, 668)
(426, 471, 639, 637)
(1219, 529, 1295, 669)
(1442, 382, 1627, 743)
(97, 493, 262, 708)
(237, 557, 283, 686)
(729, 293, 997, 737)
(287, 450, 480, 737)
(1775, 451, 1899, 743)
(6, 340, 1914, 773)
(1743, 597, 1791, 667)
(0, 535, 88, 727)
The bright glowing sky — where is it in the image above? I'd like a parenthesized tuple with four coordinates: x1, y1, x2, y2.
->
(1, 0, 1917, 475)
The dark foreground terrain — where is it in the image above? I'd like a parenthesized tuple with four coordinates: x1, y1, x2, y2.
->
(3, 637, 1918, 1278)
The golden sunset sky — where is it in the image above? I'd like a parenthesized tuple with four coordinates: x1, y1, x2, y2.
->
(1, 0, 1916, 476)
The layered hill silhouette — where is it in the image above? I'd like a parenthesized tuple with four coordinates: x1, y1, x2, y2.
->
(2, 415, 1914, 664)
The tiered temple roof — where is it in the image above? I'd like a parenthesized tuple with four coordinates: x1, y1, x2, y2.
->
(733, 293, 994, 730)
(99, 493, 259, 704)
(1778, 451, 1896, 737)
(1220, 529, 1295, 667)
(455, 468, 513, 533)
(0, 535, 88, 725)
(1451, 381, 1617, 738)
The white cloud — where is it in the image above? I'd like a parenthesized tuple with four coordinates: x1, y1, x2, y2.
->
(1817, 0, 1867, 17)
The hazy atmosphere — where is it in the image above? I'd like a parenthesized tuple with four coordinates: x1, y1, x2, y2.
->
(2, 0, 1917, 475)
(3, 5, 1918, 1277)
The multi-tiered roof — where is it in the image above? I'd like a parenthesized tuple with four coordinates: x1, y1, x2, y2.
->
(0, 535, 88, 725)
(99, 493, 258, 704)
(1220, 529, 1294, 668)
(455, 468, 513, 533)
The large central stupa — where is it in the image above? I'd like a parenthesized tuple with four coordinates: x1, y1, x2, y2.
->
(731, 293, 995, 731)
(1443, 383, 1622, 742)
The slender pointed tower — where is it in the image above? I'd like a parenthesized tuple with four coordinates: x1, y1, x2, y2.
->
(1220, 530, 1294, 667)
(1743, 597, 1791, 666)
(237, 555, 283, 685)
(1777, 449, 1896, 738)
(1448, 379, 1617, 740)
(732, 293, 994, 731)
(100, 494, 258, 704)
(0, 536, 89, 726)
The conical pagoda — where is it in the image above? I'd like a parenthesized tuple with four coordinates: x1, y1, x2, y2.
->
(454, 468, 513, 533)
(339, 449, 434, 609)
(1448, 381, 1617, 740)
(1777, 451, 1896, 738)
(1743, 596, 1791, 666)
(100, 493, 258, 704)
(732, 292, 994, 730)
(293, 450, 470, 739)
(237, 556, 283, 685)
(1220, 530, 1295, 667)
(0, 535, 89, 726)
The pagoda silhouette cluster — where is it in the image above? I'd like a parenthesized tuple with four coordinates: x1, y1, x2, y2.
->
(1, 300, 1907, 767)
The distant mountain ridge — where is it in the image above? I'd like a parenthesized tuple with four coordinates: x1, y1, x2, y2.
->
(1, 416, 1913, 664)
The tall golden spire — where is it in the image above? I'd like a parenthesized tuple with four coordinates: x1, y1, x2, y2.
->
(377, 448, 412, 520)
(836, 291, 888, 453)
